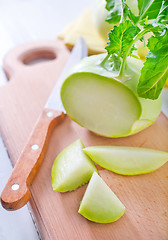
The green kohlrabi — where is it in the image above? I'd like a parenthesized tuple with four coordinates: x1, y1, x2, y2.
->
(60, 0, 167, 138)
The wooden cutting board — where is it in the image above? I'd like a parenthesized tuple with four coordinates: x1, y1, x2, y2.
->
(0, 40, 168, 240)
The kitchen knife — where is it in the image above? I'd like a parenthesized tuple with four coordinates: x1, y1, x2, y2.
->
(0, 134, 40, 239)
(161, 87, 168, 119)
(1, 37, 88, 211)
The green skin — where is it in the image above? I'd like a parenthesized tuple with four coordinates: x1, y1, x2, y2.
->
(61, 53, 161, 137)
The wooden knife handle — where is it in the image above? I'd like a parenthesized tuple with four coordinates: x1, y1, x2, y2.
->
(1, 109, 65, 211)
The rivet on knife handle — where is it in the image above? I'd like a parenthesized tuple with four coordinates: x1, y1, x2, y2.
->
(1, 109, 65, 211)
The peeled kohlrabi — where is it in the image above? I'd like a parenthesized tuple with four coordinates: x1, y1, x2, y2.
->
(61, 54, 161, 138)
(84, 146, 168, 175)
(78, 172, 125, 223)
(51, 139, 97, 192)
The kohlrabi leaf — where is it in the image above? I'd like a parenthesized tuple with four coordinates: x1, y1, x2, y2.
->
(105, 0, 140, 24)
(126, 7, 140, 24)
(106, 20, 140, 57)
(105, 0, 167, 100)
(137, 29, 168, 99)
(105, 0, 123, 24)
(156, 0, 168, 24)
(105, 0, 165, 25)
(138, 0, 163, 21)
(124, 0, 140, 24)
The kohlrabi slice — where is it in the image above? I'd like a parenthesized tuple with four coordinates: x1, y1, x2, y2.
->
(78, 172, 125, 223)
(61, 54, 161, 138)
(84, 146, 168, 175)
(62, 72, 141, 137)
(51, 139, 97, 192)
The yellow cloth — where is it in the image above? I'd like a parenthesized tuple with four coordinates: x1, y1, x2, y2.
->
(58, 9, 107, 55)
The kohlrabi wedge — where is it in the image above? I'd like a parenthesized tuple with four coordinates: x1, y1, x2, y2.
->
(84, 146, 168, 175)
(51, 139, 97, 192)
(78, 172, 125, 223)
(61, 54, 161, 138)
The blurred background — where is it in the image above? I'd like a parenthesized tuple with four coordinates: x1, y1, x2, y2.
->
(0, 0, 94, 85)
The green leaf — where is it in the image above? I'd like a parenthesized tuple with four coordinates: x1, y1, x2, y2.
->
(106, 20, 140, 58)
(105, 0, 140, 24)
(156, 0, 168, 24)
(124, 0, 140, 24)
(137, 29, 168, 99)
(142, 23, 165, 36)
(105, 0, 123, 24)
(138, 0, 163, 21)
(104, 0, 167, 99)
(126, 7, 140, 24)
(105, 0, 165, 25)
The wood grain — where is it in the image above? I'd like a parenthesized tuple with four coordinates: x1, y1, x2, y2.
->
(1, 109, 65, 210)
(0, 40, 168, 239)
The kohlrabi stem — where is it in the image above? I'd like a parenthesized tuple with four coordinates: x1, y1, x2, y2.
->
(100, 54, 110, 67)
(119, 27, 153, 77)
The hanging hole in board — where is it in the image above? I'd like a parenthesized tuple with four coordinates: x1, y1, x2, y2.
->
(22, 49, 56, 66)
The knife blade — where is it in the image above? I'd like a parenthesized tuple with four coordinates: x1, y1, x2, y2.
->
(161, 87, 168, 119)
(46, 37, 88, 111)
(1, 37, 88, 211)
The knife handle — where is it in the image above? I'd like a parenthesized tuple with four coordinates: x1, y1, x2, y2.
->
(1, 109, 65, 211)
